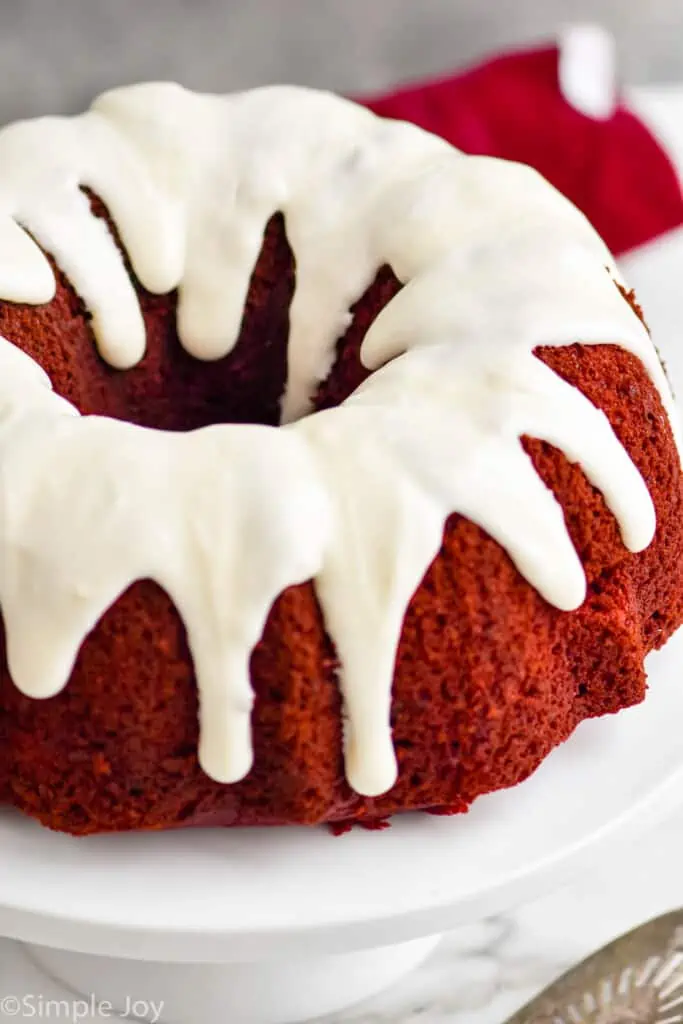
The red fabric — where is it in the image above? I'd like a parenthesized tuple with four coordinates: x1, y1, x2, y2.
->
(358, 45, 683, 256)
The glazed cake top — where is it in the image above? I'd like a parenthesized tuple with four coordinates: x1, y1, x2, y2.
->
(0, 83, 674, 795)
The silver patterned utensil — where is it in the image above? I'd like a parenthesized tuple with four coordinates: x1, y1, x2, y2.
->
(505, 910, 683, 1024)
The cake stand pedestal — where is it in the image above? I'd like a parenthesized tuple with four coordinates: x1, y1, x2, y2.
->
(21, 936, 441, 1024)
(2, 629, 683, 1024)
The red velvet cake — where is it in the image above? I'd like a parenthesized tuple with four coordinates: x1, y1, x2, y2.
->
(0, 83, 680, 835)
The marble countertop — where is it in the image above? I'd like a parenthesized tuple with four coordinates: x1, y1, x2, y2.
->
(2, 808, 683, 1022)
(341, 809, 683, 1023)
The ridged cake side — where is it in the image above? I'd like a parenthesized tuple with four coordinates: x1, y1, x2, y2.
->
(1, 215, 681, 834)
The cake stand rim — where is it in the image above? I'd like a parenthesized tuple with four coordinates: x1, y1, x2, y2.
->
(1, 628, 682, 962)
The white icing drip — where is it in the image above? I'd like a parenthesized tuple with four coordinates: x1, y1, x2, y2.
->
(0, 413, 330, 785)
(0, 83, 674, 798)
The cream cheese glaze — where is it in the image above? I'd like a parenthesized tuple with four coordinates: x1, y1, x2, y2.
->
(0, 83, 675, 797)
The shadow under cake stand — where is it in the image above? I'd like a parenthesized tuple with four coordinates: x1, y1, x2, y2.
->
(1, 627, 683, 1024)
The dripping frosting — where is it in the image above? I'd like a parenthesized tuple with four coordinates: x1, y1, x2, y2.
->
(0, 83, 675, 798)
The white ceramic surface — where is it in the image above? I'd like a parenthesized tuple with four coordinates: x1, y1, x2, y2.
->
(22, 937, 443, 1024)
(6, 818, 683, 1024)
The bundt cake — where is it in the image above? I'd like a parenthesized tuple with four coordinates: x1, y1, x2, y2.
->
(0, 84, 681, 836)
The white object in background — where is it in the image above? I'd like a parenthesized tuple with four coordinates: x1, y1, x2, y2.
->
(629, 82, 683, 176)
(559, 24, 618, 119)
(621, 84, 683, 418)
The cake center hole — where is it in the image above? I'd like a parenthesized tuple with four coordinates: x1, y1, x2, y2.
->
(0, 212, 401, 431)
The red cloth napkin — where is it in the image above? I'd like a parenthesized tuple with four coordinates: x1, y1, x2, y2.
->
(359, 43, 683, 257)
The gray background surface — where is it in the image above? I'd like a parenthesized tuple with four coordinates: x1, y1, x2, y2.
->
(1, 0, 682, 125)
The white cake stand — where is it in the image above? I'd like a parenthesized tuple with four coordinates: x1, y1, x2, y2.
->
(1, 626, 683, 1024)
